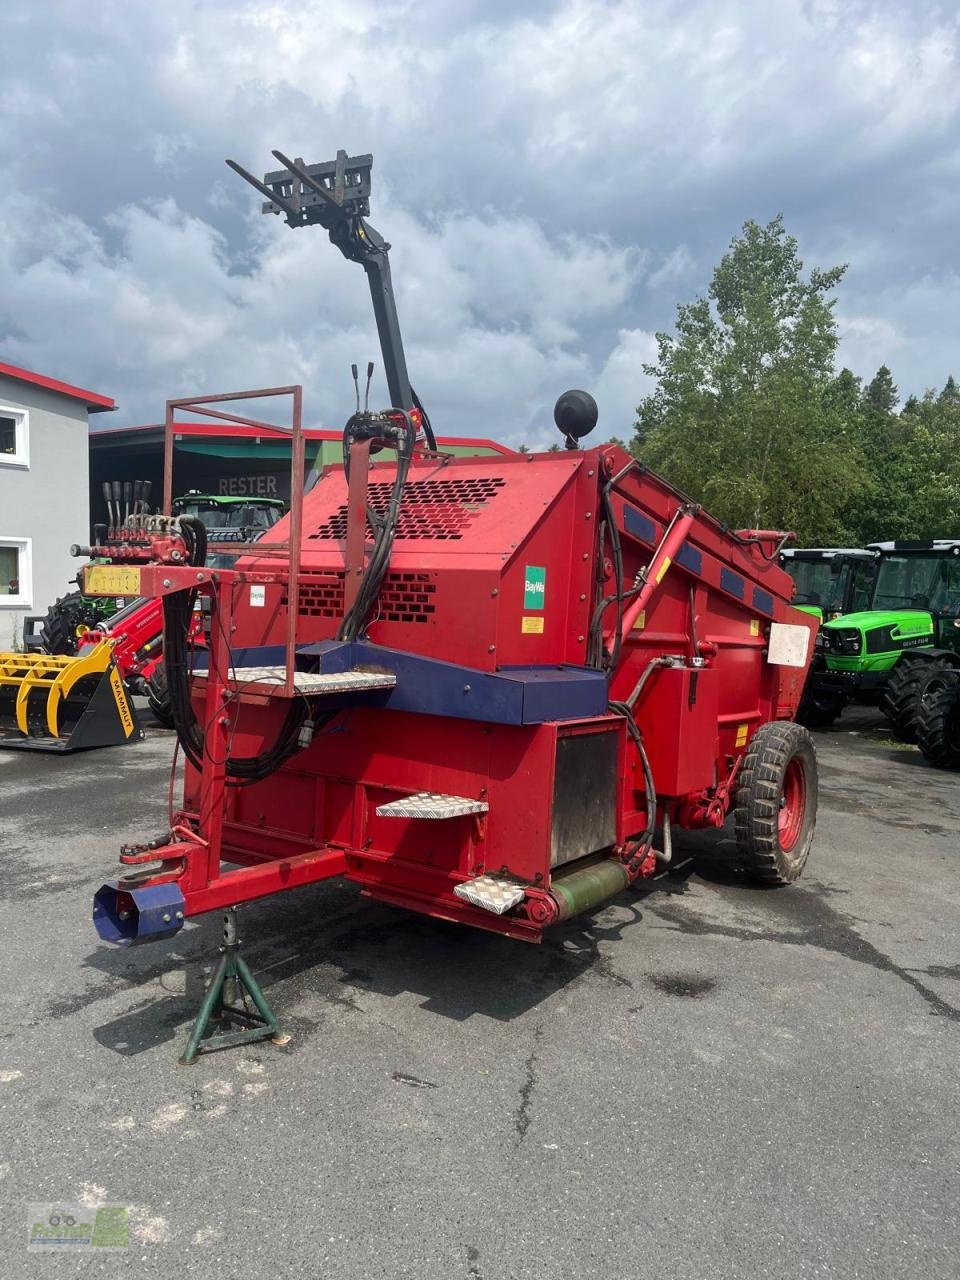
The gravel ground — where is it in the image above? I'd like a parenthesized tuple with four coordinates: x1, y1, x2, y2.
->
(0, 706, 958, 1279)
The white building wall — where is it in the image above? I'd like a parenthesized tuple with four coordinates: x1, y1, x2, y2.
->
(0, 374, 91, 650)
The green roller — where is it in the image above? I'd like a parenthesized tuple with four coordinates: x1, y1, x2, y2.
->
(549, 859, 631, 922)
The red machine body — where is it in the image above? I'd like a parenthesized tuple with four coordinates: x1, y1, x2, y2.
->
(89, 435, 816, 947)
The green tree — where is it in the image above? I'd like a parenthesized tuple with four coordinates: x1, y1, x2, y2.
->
(633, 215, 868, 543)
(862, 365, 898, 415)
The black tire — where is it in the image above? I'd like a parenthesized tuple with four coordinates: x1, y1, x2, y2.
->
(916, 674, 960, 769)
(146, 664, 174, 728)
(40, 590, 91, 656)
(881, 658, 952, 744)
(734, 721, 818, 885)
(796, 685, 845, 729)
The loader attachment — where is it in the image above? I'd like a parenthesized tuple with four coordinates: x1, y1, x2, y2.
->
(0, 641, 143, 752)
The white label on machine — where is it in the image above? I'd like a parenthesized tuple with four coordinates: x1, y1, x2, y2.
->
(249, 585, 266, 608)
(767, 623, 809, 667)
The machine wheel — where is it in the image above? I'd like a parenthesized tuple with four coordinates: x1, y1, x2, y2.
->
(916, 674, 960, 769)
(146, 664, 174, 728)
(796, 685, 845, 729)
(881, 658, 952, 744)
(734, 721, 818, 885)
(40, 590, 94, 656)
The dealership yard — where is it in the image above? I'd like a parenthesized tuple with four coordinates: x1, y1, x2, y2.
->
(0, 707, 958, 1279)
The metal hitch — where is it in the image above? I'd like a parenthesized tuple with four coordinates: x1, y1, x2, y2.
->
(93, 881, 186, 946)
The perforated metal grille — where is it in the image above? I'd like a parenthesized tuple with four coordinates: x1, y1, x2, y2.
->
(309, 476, 506, 541)
(284, 572, 437, 623)
(283, 574, 344, 618)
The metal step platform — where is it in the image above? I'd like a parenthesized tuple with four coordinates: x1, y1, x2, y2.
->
(453, 874, 525, 915)
(196, 667, 397, 697)
(375, 792, 489, 819)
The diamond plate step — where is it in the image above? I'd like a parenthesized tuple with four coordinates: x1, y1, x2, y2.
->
(375, 792, 489, 819)
(453, 875, 525, 915)
(196, 667, 397, 696)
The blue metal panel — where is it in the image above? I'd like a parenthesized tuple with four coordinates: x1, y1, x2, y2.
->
(296, 641, 609, 724)
(720, 567, 745, 599)
(752, 586, 774, 616)
(623, 505, 657, 545)
(675, 541, 703, 575)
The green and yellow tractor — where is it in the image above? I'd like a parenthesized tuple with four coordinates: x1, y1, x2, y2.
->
(780, 547, 877, 624)
(800, 540, 960, 735)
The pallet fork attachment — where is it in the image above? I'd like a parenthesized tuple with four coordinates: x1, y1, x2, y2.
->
(0, 641, 142, 752)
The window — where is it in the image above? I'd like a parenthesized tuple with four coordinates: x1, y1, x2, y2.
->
(0, 406, 29, 468)
(0, 537, 32, 608)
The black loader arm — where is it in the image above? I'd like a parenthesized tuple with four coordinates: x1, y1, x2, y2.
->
(226, 148, 414, 416)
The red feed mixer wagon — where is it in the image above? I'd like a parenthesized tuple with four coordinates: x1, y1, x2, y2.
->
(82, 148, 819, 1061)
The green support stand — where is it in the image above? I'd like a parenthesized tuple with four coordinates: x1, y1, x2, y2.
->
(179, 907, 290, 1065)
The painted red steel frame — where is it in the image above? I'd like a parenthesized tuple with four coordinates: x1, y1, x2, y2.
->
(162, 385, 304, 697)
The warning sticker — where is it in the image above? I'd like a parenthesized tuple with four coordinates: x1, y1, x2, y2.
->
(735, 723, 749, 747)
(250, 585, 266, 608)
(632, 610, 646, 631)
(749, 618, 760, 636)
(524, 566, 546, 610)
(521, 616, 545, 634)
(655, 556, 672, 584)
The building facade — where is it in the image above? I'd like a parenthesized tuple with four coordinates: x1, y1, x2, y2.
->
(0, 362, 114, 650)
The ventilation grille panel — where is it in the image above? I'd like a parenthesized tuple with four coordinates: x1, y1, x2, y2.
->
(284, 572, 437, 624)
(310, 476, 506, 542)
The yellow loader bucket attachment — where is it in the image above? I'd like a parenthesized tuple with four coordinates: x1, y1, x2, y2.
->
(0, 642, 142, 753)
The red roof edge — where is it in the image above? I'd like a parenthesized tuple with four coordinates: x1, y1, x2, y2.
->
(0, 361, 115, 413)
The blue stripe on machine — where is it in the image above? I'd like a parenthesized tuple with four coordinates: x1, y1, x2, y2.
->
(720, 567, 745, 599)
(623, 505, 656, 544)
(753, 587, 774, 615)
(675, 542, 702, 574)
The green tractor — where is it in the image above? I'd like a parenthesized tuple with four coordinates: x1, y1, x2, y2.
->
(41, 492, 287, 655)
(801, 539, 960, 735)
(780, 547, 877, 623)
(171, 492, 286, 545)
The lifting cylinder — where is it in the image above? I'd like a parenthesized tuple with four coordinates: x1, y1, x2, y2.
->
(549, 858, 631, 922)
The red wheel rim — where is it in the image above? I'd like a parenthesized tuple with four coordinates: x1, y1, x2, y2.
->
(778, 756, 806, 852)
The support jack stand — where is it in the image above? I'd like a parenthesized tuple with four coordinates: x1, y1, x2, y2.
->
(179, 907, 290, 1065)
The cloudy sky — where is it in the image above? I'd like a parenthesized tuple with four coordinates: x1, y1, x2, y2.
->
(1, 0, 958, 447)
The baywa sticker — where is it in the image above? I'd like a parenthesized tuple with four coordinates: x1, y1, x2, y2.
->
(523, 566, 546, 610)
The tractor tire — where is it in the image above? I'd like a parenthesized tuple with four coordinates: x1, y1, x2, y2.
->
(796, 685, 845, 729)
(146, 664, 174, 729)
(916, 674, 960, 770)
(40, 591, 94, 656)
(881, 658, 952, 744)
(734, 721, 818, 885)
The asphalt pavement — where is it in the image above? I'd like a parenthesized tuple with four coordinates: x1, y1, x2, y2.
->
(0, 706, 958, 1279)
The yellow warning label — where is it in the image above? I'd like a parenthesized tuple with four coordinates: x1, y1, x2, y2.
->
(655, 556, 672, 584)
(85, 565, 142, 596)
(521, 616, 545, 634)
(749, 618, 760, 636)
(735, 723, 749, 747)
(109, 666, 136, 738)
(632, 610, 646, 631)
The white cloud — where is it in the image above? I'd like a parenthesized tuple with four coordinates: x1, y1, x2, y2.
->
(0, 0, 958, 430)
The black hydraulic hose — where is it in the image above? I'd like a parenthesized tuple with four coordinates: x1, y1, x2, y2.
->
(609, 698, 657, 863)
(410, 386, 438, 451)
(162, 515, 316, 785)
(337, 414, 415, 642)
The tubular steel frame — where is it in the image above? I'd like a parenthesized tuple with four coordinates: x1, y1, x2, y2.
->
(162, 385, 305, 698)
